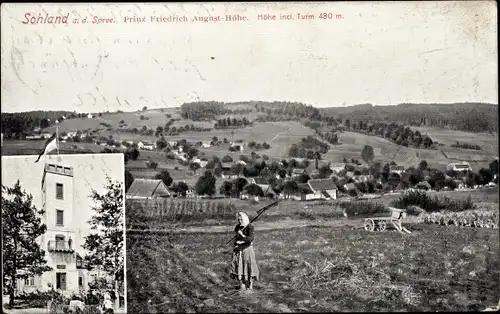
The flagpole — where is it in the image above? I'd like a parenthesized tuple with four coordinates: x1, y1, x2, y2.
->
(56, 126, 59, 155)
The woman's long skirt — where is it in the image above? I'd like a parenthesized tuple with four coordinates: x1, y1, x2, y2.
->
(230, 245, 259, 281)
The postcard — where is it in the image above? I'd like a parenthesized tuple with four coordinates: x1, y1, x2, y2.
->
(1, 2, 498, 313)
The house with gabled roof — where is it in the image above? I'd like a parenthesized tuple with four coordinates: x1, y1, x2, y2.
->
(307, 179, 338, 200)
(390, 165, 405, 175)
(344, 183, 357, 192)
(220, 162, 234, 170)
(290, 168, 307, 178)
(221, 169, 238, 180)
(126, 178, 170, 199)
(446, 162, 472, 172)
(249, 177, 270, 195)
(330, 163, 346, 173)
(292, 183, 315, 200)
(138, 140, 156, 151)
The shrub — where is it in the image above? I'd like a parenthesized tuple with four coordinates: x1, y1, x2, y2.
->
(391, 190, 476, 212)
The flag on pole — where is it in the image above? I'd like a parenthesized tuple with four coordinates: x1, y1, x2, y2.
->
(35, 133, 58, 163)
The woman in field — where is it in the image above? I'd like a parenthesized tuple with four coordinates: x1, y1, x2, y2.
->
(230, 212, 260, 290)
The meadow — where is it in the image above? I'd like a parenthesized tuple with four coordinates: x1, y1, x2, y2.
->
(323, 131, 494, 171)
(412, 126, 498, 155)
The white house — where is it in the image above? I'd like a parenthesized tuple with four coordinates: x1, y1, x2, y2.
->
(290, 168, 307, 178)
(308, 179, 338, 200)
(87, 113, 93, 118)
(41, 133, 53, 139)
(390, 165, 405, 175)
(192, 158, 208, 168)
(330, 163, 346, 173)
(26, 135, 42, 140)
(67, 131, 78, 139)
(138, 140, 156, 150)
(201, 141, 211, 148)
(16, 164, 91, 297)
(446, 162, 472, 172)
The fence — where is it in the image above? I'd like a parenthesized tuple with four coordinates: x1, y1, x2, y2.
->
(48, 303, 101, 314)
(126, 198, 238, 224)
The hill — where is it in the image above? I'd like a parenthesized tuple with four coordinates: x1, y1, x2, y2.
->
(320, 103, 498, 133)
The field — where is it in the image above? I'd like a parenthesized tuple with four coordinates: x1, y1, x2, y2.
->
(412, 126, 498, 155)
(127, 221, 499, 313)
(125, 187, 499, 312)
(324, 131, 495, 171)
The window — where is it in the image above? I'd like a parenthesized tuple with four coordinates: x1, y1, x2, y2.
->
(55, 235, 65, 249)
(24, 277, 34, 286)
(56, 183, 63, 200)
(56, 210, 64, 226)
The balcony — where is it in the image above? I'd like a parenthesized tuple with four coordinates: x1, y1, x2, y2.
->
(47, 240, 75, 253)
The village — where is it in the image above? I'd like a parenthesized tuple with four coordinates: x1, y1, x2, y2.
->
(15, 117, 497, 204)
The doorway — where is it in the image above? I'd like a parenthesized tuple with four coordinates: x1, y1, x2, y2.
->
(56, 272, 67, 290)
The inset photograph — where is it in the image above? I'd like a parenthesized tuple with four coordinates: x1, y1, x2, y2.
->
(2, 153, 126, 314)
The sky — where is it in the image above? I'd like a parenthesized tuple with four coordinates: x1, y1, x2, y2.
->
(1, 153, 125, 256)
(1, 1, 497, 113)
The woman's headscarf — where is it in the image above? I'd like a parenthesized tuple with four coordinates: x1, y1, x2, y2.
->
(237, 212, 250, 227)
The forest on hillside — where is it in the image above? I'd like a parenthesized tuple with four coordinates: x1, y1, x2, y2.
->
(0, 111, 81, 138)
(319, 103, 498, 133)
(2, 101, 497, 140)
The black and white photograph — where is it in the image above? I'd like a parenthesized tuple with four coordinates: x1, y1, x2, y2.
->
(1, 153, 126, 314)
(1, 1, 498, 313)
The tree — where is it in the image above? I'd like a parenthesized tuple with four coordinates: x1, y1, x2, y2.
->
(170, 181, 189, 197)
(2, 181, 52, 307)
(283, 180, 299, 198)
(126, 148, 140, 161)
(154, 170, 173, 187)
(156, 137, 168, 150)
(221, 155, 233, 163)
(83, 178, 124, 309)
(142, 106, 147, 111)
(220, 181, 233, 197)
(189, 162, 201, 174)
(489, 159, 498, 175)
(361, 145, 375, 164)
(195, 171, 217, 196)
(244, 184, 264, 197)
(419, 160, 428, 171)
(125, 170, 134, 192)
(147, 161, 158, 170)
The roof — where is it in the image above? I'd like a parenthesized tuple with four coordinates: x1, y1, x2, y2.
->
(222, 169, 236, 176)
(140, 140, 154, 145)
(220, 162, 233, 169)
(308, 179, 337, 192)
(126, 178, 170, 197)
(416, 181, 432, 189)
(330, 163, 346, 168)
(292, 168, 306, 174)
(344, 183, 357, 190)
(448, 161, 471, 166)
(252, 177, 268, 185)
(297, 183, 313, 194)
(390, 165, 405, 171)
(345, 171, 354, 177)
